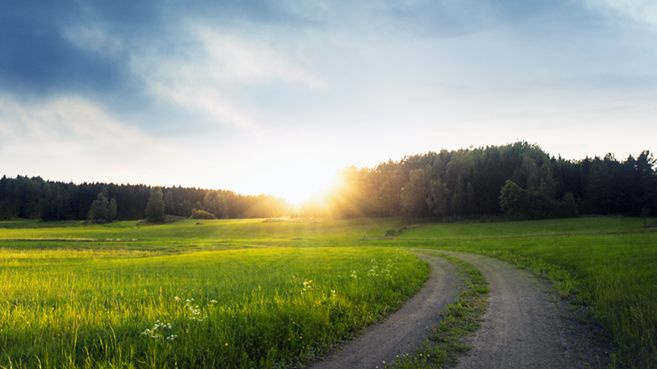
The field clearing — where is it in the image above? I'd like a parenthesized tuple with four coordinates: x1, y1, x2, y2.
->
(0, 218, 398, 251)
(1, 216, 656, 369)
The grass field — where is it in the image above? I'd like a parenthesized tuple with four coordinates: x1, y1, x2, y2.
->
(0, 243, 428, 369)
(0, 218, 397, 251)
(1, 216, 656, 369)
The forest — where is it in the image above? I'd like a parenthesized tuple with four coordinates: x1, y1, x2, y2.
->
(1, 142, 656, 221)
(0, 178, 290, 221)
(317, 142, 657, 219)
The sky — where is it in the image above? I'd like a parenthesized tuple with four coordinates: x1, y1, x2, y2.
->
(1, 0, 656, 204)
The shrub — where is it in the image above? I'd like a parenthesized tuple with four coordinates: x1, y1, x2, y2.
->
(190, 208, 216, 219)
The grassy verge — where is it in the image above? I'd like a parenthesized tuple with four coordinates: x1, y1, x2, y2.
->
(387, 253, 489, 369)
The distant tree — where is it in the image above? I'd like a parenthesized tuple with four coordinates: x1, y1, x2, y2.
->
(87, 192, 110, 223)
(525, 190, 556, 218)
(38, 184, 66, 221)
(450, 176, 467, 216)
(400, 168, 430, 218)
(109, 198, 118, 221)
(499, 180, 526, 216)
(427, 177, 449, 217)
(202, 192, 228, 218)
(145, 187, 165, 223)
(556, 192, 579, 218)
(374, 162, 405, 216)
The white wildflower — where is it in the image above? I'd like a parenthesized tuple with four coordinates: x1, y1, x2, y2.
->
(185, 298, 205, 321)
(142, 320, 174, 340)
(301, 279, 313, 294)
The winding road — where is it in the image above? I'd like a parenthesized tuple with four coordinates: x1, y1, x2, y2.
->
(309, 255, 460, 369)
(309, 250, 609, 369)
(443, 251, 609, 369)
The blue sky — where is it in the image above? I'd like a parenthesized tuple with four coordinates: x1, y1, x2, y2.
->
(1, 0, 656, 203)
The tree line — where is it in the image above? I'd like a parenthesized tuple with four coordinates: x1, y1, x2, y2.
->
(0, 177, 290, 221)
(313, 142, 657, 219)
(2, 142, 655, 222)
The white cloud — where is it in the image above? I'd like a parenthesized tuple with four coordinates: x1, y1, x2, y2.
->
(62, 25, 122, 56)
(589, 0, 657, 27)
(193, 25, 325, 88)
(128, 23, 325, 132)
(142, 73, 261, 133)
(0, 95, 145, 147)
(0, 95, 189, 183)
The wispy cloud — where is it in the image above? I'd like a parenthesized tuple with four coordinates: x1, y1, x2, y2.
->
(61, 25, 123, 57)
(128, 23, 325, 133)
(192, 25, 325, 88)
(0, 94, 187, 182)
(0, 95, 146, 147)
(588, 0, 657, 27)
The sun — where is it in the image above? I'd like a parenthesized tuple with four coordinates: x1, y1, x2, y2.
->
(261, 166, 342, 207)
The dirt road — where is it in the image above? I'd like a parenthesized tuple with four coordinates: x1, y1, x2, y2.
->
(308, 254, 460, 369)
(444, 252, 609, 369)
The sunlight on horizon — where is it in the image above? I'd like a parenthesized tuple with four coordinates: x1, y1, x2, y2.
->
(264, 168, 343, 206)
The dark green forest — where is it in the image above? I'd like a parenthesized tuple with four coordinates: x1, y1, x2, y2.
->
(2, 142, 656, 221)
(320, 142, 657, 219)
(0, 178, 290, 221)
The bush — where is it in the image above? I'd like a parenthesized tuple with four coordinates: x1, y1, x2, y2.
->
(190, 208, 216, 219)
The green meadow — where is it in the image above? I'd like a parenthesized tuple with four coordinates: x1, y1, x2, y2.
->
(1, 216, 656, 369)
(0, 244, 427, 369)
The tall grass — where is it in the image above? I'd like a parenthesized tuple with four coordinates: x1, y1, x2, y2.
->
(2, 216, 656, 368)
(0, 247, 428, 369)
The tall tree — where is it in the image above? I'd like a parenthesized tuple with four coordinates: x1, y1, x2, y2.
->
(427, 176, 448, 217)
(145, 187, 165, 223)
(87, 192, 110, 223)
(400, 168, 431, 218)
(499, 180, 526, 216)
(109, 198, 118, 221)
